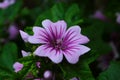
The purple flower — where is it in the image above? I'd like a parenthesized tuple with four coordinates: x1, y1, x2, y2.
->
(19, 30, 30, 42)
(27, 19, 90, 64)
(91, 10, 106, 21)
(44, 70, 52, 79)
(8, 24, 18, 39)
(0, 0, 15, 9)
(34, 79, 41, 80)
(0, 1, 9, 9)
(70, 77, 79, 80)
(13, 62, 23, 72)
(36, 62, 41, 68)
(116, 12, 120, 24)
(21, 50, 30, 57)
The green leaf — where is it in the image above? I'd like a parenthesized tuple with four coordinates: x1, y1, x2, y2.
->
(51, 3, 65, 21)
(59, 62, 95, 80)
(17, 60, 33, 79)
(0, 42, 18, 79)
(97, 61, 120, 80)
(0, 65, 14, 79)
(65, 4, 82, 26)
(16, 56, 38, 79)
(81, 20, 111, 64)
(35, 9, 52, 26)
(35, 3, 65, 26)
(35, 3, 83, 27)
(0, 42, 18, 71)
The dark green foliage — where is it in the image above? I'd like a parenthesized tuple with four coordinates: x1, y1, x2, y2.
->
(0, 42, 18, 79)
(35, 3, 83, 27)
(98, 61, 120, 80)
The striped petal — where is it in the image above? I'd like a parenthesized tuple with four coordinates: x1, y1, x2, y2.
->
(63, 45, 90, 64)
(28, 27, 49, 44)
(63, 26, 89, 45)
(42, 19, 67, 40)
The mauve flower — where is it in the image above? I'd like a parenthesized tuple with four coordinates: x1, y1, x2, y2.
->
(34, 79, 41, 80)
(7, 0, 15, 4)
(91, 10, 106, 21)
(70, 77, 79, 80)
(116, 12, 120, 24)
(13, 62, 23, 72)
(21, 50, 30, 57)
(36, 62, 41, 68)
(26, 19, 90, 64)
(19, 30, 30, 42)
(0, 0, 15, 9)
(8, 24, 18, 39)
(44, 70, 52, 79)
(0, 1, 9, 9)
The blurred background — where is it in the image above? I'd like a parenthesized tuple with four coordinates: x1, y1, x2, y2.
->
(0, 0, 120, 80)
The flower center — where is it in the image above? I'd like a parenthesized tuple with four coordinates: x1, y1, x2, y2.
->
(51, 39, 66, 50)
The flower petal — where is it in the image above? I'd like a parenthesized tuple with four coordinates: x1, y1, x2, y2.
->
(34, 45, 50, 57)
(42, 19, 67, 39)
(63, 26, 81, 44)
(63, 26, 89, 45)
(28, 27, 49, 44)
(77, 45, 90, 55)
(69, 25, 81, 33)
(70, 77, 78, 80)
(21, 50, 30, 57)
(42, 19, 53, 29)
(13, 62, 23, 72)
(79, 34, 90, 44)
(36, 62, 41, 68)
(42, 19, 53, 38)
(54, 20, 67, 38)
(19, 30, 29, 42)
(63, 45, 90, 64)
(48, 50, 63, 64)
(28, 36, 42, 44)
(35, 45, 63, 63)
(63, 50, 80, 64)
(0, 1, 9, 9)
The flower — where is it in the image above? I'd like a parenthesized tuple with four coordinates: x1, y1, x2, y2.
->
(21, 50, 30, 57)
(8, 24, 18, 40)
(26, 19, 90, 64)
(19, 30, 30, 42)
(91, 10, 106, 21)
(116, 12, 120, 24)
(70, 77, 79, 80)
(44, 70, 52, 79)
(13, 62, 23, 72)
(36, 62, 41, 68)
(34, 79, 41, 80)
(0, 0, 15, 9)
